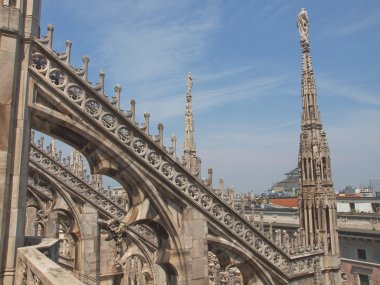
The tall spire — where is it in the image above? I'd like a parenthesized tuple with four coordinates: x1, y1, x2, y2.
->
(183, 72, 201, 176)
(184, 72, 195, 152)
(297, 8, 340, 280)
(298, 8, 321, 128)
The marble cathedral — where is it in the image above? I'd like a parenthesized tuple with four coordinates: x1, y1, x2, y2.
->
(0, 1, 342, 284)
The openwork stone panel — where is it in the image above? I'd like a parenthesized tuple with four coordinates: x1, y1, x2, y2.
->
(30, 144, 126, 219)
(128, 224, 159, 249)
(30, 36, 322, 277)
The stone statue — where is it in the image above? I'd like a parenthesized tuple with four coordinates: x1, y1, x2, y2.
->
(297, 8, 309, 41)
(186, 72, 193, 95)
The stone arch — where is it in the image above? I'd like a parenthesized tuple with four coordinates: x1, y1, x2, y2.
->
(28, 164, 83, 233)
(28, 163, 87, 271)
(208, 237, 288, 285)
(30, 78, 205, 280)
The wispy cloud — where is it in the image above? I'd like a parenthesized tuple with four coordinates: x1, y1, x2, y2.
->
(137, 75, 287, 121)
(318, 78, 380, 107)
(319, 10, 380, 39)
(84, 2, 222, 84)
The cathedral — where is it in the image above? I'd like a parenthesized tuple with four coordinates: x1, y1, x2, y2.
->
(0, 1, 342, 284)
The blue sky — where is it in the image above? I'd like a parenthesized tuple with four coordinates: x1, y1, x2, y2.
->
(40, 1, 380, 193)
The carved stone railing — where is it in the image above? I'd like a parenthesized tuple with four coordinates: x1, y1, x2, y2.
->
(29, 142, 161, 252)
(29, 26, 324, 277)
(30, 142, 126, 220)
(14, 239, 85, 285)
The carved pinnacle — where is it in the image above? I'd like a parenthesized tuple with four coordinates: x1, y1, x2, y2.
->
(156, 123, 164, 147)
(171, 135, 177, 158)
(208, 168, 213, 190)
(65, 40, 72, 64)
(30, 129, 35, 142)
(82, 55, 90, 81)
(142, 112, 150, 135)
(47, 24, 54, 50)
(113, 83, 121, 110)
(99, 69, 105, 96)
(130, 99, 136, 123)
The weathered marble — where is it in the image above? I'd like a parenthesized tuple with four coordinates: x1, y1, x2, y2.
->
(0, 2, 343, 285)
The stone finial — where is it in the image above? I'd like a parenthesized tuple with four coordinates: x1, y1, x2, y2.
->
(156, 123, 164, 147)
(219, 177, 224, 193)
(51, 139, 58, 159)
(30, 129, 35, 143)
(47, 24, 54, 50)
(141, 112, 150, 135)
(269, 223, 273, 240)
(37, 136, 44, 149)
(170, 135, 177, 158)
(99, 69, 105, 96)
(208, 168, 213, 190)
(275, 229, 282, 246)
(129, 99, 136, 123)
(65, 40, 72, 64)
(112, 83, 121, 110)
(82, 55, 90, 81)
(259, 212, 264, 231)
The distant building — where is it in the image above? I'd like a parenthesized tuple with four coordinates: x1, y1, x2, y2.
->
(370, 178, 380, 197)
(267, 167, 299, 197)
(267, 196, 380, 214)
(336, 196, 380, 213)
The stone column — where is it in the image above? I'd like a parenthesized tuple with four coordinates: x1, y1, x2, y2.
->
(24, 207, 37, 236)
(183, 207, 209, 285)
(45, 211, 60, 238)
(354, 272, 359, 285)
(79, 203, 99, 283)
(0, 1, 40, 283)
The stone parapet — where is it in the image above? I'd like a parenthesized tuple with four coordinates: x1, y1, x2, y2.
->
(14, 238, 85, 285)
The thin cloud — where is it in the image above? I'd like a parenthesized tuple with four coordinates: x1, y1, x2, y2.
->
(136, 75, 287, 121)
(319, 10, 380, 39)
(318, 78, 380, 107)
(89, 2, 221, 84)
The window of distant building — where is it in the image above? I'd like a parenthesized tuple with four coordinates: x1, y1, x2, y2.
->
(359, 274, 369, 285)
(349, 203, 355, 211)
(357, 249, 367, 260)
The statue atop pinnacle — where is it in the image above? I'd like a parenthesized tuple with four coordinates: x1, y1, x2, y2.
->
(183, 72, 200, 176)
(297, 8, 309, 43)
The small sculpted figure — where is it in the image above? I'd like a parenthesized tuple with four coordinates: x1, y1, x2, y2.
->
(297, 8, 309, 42)
(186, 72, 193, 96)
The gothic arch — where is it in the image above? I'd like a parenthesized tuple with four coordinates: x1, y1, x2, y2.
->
(30, 92, 190, 282)
(208, 237, 288, 285)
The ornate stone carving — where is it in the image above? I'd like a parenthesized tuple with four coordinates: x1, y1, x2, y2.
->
(30, 143, 126, 219)
(29, 27, 328, 279)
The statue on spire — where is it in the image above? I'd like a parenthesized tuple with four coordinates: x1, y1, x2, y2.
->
(296, 9, 341, 282)
(183, 72, 201, 177)
(186, 72, 193, 98)
(297, 8, 309, 42)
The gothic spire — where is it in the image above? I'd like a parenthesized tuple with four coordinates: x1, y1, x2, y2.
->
(184, 72, 195, 153)
(298, 8, 321, 129)
(297, 8, 339, 263)
(183, 72, 201, 176)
